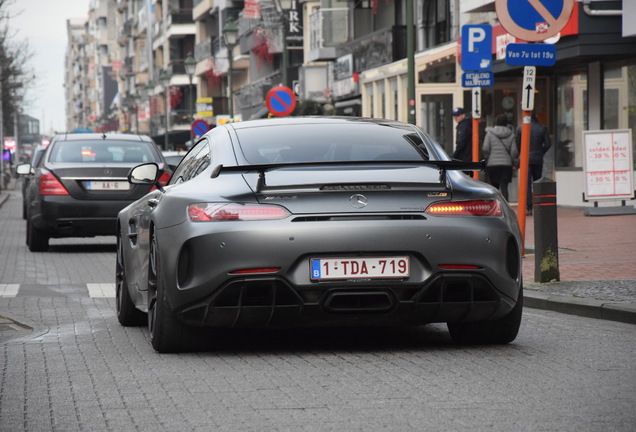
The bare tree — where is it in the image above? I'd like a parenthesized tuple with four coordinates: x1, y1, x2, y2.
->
(0, 0, 34, 137)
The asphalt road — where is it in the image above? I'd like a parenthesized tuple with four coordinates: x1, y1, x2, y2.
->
(1, 188, 635, 431)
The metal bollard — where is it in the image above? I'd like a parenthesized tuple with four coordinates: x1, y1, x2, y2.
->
(533, 178, 560, 283)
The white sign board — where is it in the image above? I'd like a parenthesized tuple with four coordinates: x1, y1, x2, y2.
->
(521, 66, 536, 111)
(582, 129, 634, 200)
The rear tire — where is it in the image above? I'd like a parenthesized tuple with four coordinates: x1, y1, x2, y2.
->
(116, 231, 146, 326)
(147, 228, 199, 353)
(447, 286, 523, 345)
(27, 218, 49, 252)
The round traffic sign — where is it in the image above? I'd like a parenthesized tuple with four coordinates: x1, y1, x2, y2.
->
(191, 119, 209, 137)
(495, 0, 574, 42)
(265, 86, 297, 117)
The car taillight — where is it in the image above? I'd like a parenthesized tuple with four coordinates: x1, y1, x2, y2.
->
(157, 171, 171, 186)
(150, 171, 171, 191)
(39, 172, 69, 195)
(425, 200, 502, 216)
(188, 203, 291, 222)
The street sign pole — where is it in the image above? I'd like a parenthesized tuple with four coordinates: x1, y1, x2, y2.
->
(471, 87, 481, 179)
(517, 66, 536, 254)
(495, 0, 574, 254)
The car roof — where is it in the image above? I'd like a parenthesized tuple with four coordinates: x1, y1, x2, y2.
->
(52, 133, 154, 143)
(227, 116, 416, 131)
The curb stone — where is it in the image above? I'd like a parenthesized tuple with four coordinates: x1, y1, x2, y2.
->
(524, 290, 636, 325)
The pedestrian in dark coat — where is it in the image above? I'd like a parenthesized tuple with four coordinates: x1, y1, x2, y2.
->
(452, 107, 473, 162)
(515, 112, 552, 215)
(483, 114, 518, 201)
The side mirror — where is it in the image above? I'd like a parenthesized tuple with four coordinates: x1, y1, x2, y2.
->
(16, 163, 33, 176)
(128, 163, 164, 191)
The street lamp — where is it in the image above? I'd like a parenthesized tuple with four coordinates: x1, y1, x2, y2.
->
(223, 18, 239, 120)
(159, 70, 171, 150)
(274, 0, 294, 88)
(184, 53, 196, 144)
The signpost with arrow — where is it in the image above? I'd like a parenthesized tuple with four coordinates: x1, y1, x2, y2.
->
(460, 24, 492, 179)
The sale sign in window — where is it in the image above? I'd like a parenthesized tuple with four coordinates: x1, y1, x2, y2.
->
(582, 129, 634, 200)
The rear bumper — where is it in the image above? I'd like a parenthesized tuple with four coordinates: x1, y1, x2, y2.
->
(176, 272, 517, 328)
(31, 195, 130, 237)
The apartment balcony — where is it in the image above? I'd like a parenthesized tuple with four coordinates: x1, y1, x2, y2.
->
(118, 20, 133, 46)
(117, 0, 129, 12)
(194, 35, 222, 63)
(336, 26, 407, 73)
(235, 72, 281, 117)
(308, 7, 348, 62)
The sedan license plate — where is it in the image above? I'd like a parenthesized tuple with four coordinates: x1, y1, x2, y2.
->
(85, 181, 130, 191)
(311, 257, 410, 280)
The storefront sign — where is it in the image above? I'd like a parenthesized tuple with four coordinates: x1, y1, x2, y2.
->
(582, 129, 634, 200)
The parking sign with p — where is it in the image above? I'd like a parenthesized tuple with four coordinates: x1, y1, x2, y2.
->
(461, 25, 493, 71)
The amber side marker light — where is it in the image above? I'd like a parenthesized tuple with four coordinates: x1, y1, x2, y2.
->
(425, 200, 502, 216)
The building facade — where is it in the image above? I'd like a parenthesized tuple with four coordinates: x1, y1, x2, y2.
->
(64, 0, 636, 207)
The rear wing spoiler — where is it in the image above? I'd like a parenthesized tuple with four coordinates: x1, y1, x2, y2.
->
(211, 160, 485, 193)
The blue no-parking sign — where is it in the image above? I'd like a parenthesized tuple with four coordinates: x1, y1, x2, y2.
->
(495, 0, 574, 42)
(265, 86, 297, 117)
(191, 119, 209, 137)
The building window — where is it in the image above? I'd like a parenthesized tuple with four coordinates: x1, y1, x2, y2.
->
(422, 0, 450, 49)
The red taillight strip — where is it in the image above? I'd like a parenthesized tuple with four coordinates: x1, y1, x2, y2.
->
(188, 203, 290, 222)
(438, 264, 483, 270)
(229, 268, 281, 275)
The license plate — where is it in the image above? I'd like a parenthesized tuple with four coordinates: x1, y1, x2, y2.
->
(310, 256, 410, 280)
(85, 181, 130, 191)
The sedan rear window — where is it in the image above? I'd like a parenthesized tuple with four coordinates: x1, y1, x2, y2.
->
(49, 141, 158, 164)
(236, 123, 430, 164)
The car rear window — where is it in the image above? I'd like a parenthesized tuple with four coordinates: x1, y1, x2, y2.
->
(49, 141, 158, 164)
(235, 123, 431, 164)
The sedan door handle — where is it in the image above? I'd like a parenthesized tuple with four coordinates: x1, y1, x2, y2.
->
(147, 198, 160, 208)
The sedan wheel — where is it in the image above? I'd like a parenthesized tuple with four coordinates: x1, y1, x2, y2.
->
(447, 286, 523, 345)
(115, 231, 146, 326)
(147, 228, 198, 353)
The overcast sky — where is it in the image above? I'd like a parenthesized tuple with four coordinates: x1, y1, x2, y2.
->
(8, 0, 91, 135)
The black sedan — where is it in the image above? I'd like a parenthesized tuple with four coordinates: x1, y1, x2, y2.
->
(116, 117, 523, 353)
(18, 133, 170, 252)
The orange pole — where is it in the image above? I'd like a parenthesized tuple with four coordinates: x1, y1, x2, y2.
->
(472, 117, 480, 179)
(517, 110, 532, 255)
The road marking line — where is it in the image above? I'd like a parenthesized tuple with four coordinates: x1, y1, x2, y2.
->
(87, 283, 115, 298)
(0, 284, 19, 297)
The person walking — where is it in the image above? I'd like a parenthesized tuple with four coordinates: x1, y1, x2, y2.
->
(482, 114, 518, 201)
(452, 107, 472, 162)
(515, 112, 552, 215)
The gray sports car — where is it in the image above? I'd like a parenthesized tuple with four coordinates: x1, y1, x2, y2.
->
(116, 117, 523, 353)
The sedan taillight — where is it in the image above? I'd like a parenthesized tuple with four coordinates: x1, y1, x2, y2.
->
(39, 172, 69, 195)
(188, 203, 291, 222)
(425, 200, 502, 216)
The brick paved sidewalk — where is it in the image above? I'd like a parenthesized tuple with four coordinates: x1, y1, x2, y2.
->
(522, 206, 636, 282)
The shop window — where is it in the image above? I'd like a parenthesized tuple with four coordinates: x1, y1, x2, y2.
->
(603, 61, 636, 170)
(417, 62, 455, 84)
(555, 72, 587, 169)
